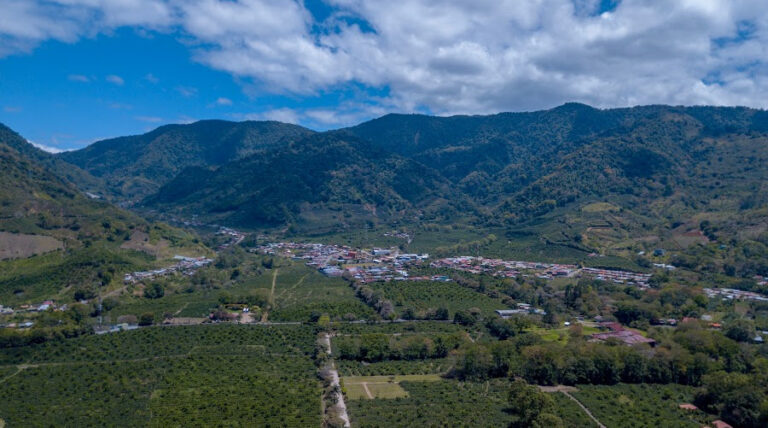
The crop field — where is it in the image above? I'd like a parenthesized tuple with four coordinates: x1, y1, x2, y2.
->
(346, 378, 594, 427)
(0, 325, 322, 427)
(332, 321, 464, 335)
(571, 383, 712, 428)
(337, 357, 456, 376)
(367, 280, 508, 318)
(343, 374, 442, 399)
(240, 262, 374, 321)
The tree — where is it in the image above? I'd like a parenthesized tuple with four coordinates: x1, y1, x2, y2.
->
(144, 282, 165, 299)
(725, 319, 755, 342)
(138, 312, 155, 326)
(508, 379, 563, 428)
(454, 310, 477, 326)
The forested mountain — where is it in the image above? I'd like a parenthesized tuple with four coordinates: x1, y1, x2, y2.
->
(59, 120, 314, 200)
(0, 123, 204, 305)
(143, 132, 467, 232)
(0, 124, 105, 195)
(52, 104, 768, 264)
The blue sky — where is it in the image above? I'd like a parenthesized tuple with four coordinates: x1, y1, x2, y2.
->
(0, 0, 766, 151)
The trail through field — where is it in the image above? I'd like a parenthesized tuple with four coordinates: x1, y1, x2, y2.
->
(173, 303, 189, 316)
(561, 390, 606, 428)
(321, 333, 350, 427)
(362, 382, 373, 399)
(261, 269, 279, 322)
(276, 273, 308, 300)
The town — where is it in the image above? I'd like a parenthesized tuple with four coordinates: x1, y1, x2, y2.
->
(123, 255, 214, 283)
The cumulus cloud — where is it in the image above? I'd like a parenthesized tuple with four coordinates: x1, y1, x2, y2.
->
(2, 0, 768, 118)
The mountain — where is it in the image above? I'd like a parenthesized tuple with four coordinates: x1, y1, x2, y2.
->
(143, 132, 466, 233)
(59, 120, 314, 200)
(0, 123, 106, 195)
(0, 123, 205, 305)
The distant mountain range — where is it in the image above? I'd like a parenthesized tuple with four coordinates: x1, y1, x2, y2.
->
(59, 120, 314, 200)
(5, 102, 768, 251)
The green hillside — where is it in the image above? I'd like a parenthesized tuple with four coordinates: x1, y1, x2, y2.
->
(144, 132, 467, 233)
(59, 119, 314, 200)
(0, 124, 206, 305)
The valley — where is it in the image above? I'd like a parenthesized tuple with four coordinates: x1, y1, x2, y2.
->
(1, 105, 768, 427)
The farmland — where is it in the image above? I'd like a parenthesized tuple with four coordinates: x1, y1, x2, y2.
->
(0, 325, 322, 427)
(366, 280, 508, 318)
(571, 384, 712, 428)
(345, 378, 598, 428)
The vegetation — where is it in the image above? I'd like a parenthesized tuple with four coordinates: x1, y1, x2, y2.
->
(0, 325, 321, 427)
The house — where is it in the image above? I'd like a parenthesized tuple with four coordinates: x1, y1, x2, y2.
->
(710, 420, 733, 428)
(678, 403, 698, 411)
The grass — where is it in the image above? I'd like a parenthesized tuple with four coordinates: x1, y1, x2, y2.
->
(343, 375, 443, 400)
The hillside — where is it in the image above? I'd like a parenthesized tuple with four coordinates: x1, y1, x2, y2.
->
(143, 132, 468, 233)
(0, 124, 206, 305)
(0, 123, 106, 195)
(59, 120, 314, 200)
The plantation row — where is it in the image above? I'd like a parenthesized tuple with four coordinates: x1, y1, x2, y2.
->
(0, 324, 319, 365)
(0, 353, 320, 427)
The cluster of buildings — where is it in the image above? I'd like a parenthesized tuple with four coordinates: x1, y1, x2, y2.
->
(495, 303, 547, 318)
(383, 230, 412, 242)
(430, 256, 578, 279)
(254, 242, 429, 282)
(581, 268, 652, 287)
(216, 227, 246, 249)
(123, 255, 213, 284)
(0, 300, 62, 316)
(703, 287, 768, 302)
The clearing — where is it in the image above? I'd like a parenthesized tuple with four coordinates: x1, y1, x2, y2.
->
(342, 374, 442, 400)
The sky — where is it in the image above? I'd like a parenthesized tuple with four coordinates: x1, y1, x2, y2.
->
(0, 0, 767, 151)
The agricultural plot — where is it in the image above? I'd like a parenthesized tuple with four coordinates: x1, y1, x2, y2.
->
(367, 280, 508, 318)
(337, 357, 456, 376)
(343, 374, 442, 399)
(346, 378, 607, 427)
(571, 383, 712, 428)
(242, 262, 374, 321)
(0, 325, 322, 427)
(346, 379, 513, 427)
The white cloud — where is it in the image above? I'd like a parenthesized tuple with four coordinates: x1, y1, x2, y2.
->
(68, 74, 90, 82)
(106, 74, 124, 85)
(135, 115, 163, 123)
(28, 140, 67, 153)
(215, 97, 232, 106)
(176, 86, 198, 97)
(3, 0, 768, 116)
(145, 73, 159, 83)
(243, 108, 300, 124)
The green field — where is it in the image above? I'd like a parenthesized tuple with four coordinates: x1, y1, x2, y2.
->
(343, 374, 442, 399)
(0, 325, 322, 427)
(571, 384, 712, 428)
(337, 357, 456, 376)
(346, 378, 595, 428)
(367, 280, 508, 318)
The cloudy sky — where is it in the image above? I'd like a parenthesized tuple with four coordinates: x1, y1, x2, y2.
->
(0, 0, 766, 150)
